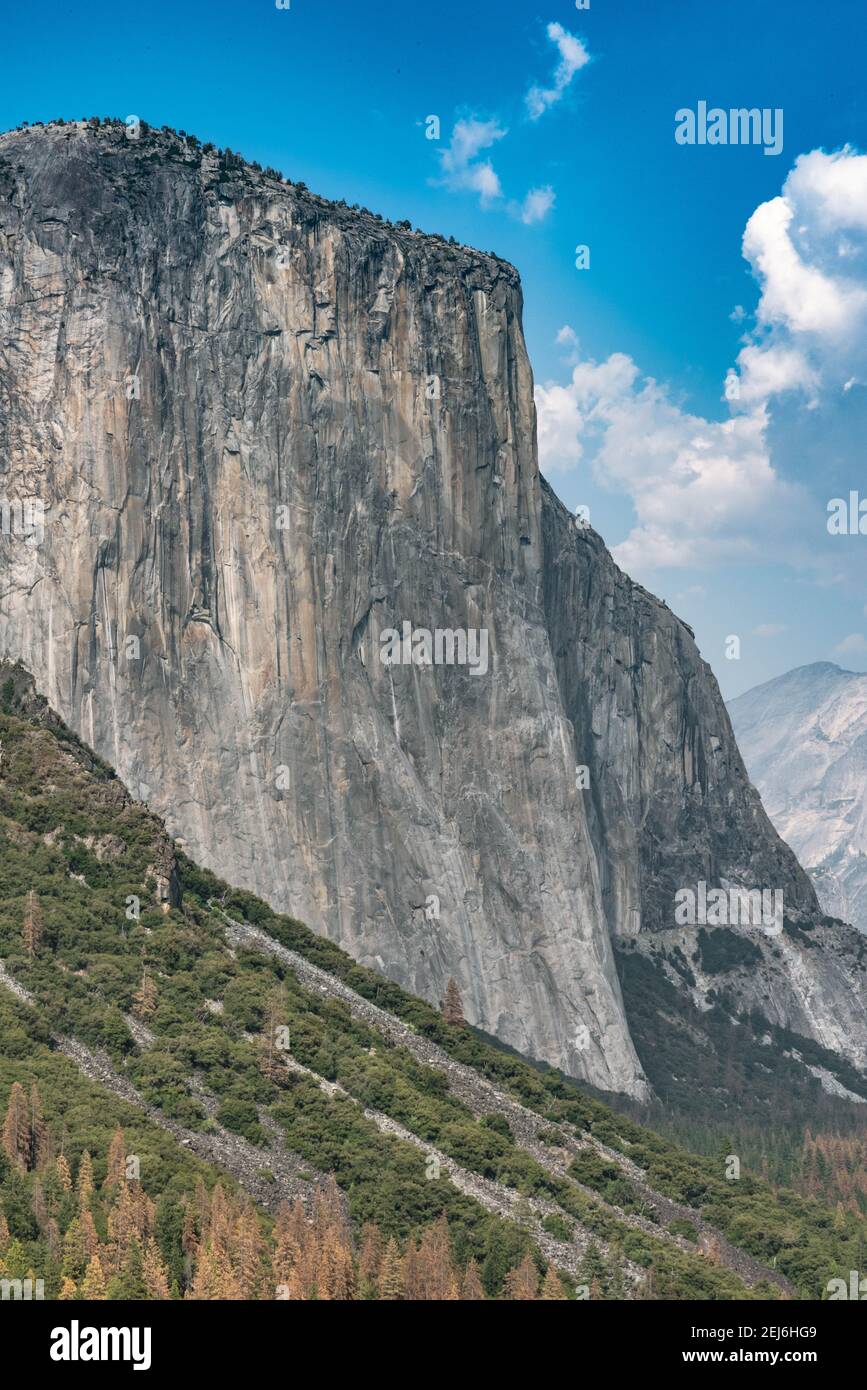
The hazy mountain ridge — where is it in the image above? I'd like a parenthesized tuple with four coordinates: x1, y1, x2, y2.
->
(729, 662, 867, 934)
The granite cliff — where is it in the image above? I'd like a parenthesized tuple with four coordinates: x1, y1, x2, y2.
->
(1, 120, 865, 1096)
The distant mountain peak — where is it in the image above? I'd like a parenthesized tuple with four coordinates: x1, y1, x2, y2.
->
(730, 663, 867, 934)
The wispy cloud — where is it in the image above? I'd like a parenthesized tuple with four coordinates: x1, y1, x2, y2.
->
(834, 633, 867, 657)
(515, 184, 556, 224)
(434, 23, 593, 219)
(438, 117, 507, 206)
(526, 22, 590, 121)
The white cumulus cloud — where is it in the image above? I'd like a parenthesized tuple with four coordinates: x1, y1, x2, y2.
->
(734, 147, 867, 402)
(536, 146, 867, 577)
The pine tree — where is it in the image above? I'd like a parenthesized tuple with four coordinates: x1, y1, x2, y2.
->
(400, 1239, 423, 1300)
(208, 1185, 235, 1262)
(194, 1178, 210, 1236)
(189, 1245, 243, 1300)
(76, 1150, 95, 1209)
(22, 889, 44, 957)
(608, 1261, 627, 1299)
(107, 1182, 141, 1272)
(442, 977, 464, 1025)
(180, 1195, 199, 1263)
(504, 1250, 540, 1301)
(29, 1083, 48, 1170)
(0, 1204, 9, 1252)
(55, 1153, 73, 1192)
(542, 1265, 567, 1300)
(2, 1081, 31, 1170)
(460, 1257, 485, 1300)
(108, 1235, 150, 1300)
(580, 1241, 608, 1297)
(234, 1205, 265, 1299)
(377, 1238, 403, 1300)
(132, 965, 157, 1020)
(62, 1211, 100, 1281)
(31, 1178, 47, 1230)
(357, 1222, 384, 1295)
(142, 1238, 171, 1299)
(272, 1201, 308, 1299)
(104, 1128, 126, 1190)
(80, 1252, 108, 1300)
(57, 1277, 77, 1300)
(45, 1217, 61, 1262)
(310, 1179, 354, 1300)
(415, 1216, 457, 1299)
(317, 1226, 356, 1300)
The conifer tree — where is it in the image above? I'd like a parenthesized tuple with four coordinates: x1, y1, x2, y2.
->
(580, 1242, 608, 1297)
(57, 1276, 77, 1300)
(107, 1182, 141, 1272)
(504, 1249, 540, 1300)
(2, 1082, 31, 1171)
(608, 1261, 627, 1299)
(400, 1238, 423, 1300)
(55, 1153, 73, 1192)
(460, 1257, 485, 1300)
(29, 1083, 48, 1170)
(22, 889, 44, 958)
(189, 1245, 243, 1300)
(357, 1222, 384, 1295)
(542, 1265, 567, 1300)
(415, 1216, 457, 1299)
(31, 1178, 47, 1230)
(104, 1128, 126, 1190)
(180, 1195, 199, 1264)
(234, 1205, 265, 1299)
(76, 1150, 95, 1208)
(272, 1200, 309, 1299)
(132, 965, 157, 1020)
(377, 1238, 403, 1300)
(45, 1217, 61, 1262)
(61, 1210, 100, 1282)
(442, 977, 464, 1025)
(80, 1252, 108, 1300)
(143, 1238, 171, 1299)
(108, 1236, 150, 1300)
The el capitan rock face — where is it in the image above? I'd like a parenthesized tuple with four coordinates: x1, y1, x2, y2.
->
(1, 121, 865, 1093)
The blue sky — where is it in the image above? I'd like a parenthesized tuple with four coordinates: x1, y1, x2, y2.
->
(2, 0, 867, 696)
